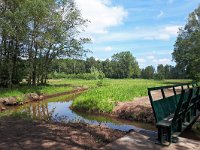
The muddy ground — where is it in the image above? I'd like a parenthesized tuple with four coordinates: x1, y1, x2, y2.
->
(113, 88, 182, 123)
(0, 117, 125, 150)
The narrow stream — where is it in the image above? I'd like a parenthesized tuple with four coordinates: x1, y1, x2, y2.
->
(4, 94, 200, 141)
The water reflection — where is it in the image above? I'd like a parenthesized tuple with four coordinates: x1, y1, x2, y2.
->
(11, 95, 200, 141)
(16, 97, 155, 132)
(21, 102, 56, 121)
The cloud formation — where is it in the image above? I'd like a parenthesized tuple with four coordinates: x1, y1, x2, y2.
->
(95, 25, 181, 43)
(75, 0, 128, 34)
(104, 46, 113, 52)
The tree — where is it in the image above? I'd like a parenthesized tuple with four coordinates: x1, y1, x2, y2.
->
(102, 59, 113, 78)
(0, 0, 89, 87)
(172, 5, 200, 81)
(111, 51, 140, 78)
(141, 66, 155, 79)
(157, 64, 165, 79)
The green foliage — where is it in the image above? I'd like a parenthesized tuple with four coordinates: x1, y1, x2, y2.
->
(50, 51, 140, 80)
(111, 51, 141, 78)
(49, 72, 68, 79)
(172, 5, 200, 80)
(194, 73, 200, 82)
(72, 79, 187, 113)
(0, 0, 89, 87)
(49, 67, 105, 80)
(154, 73, 164, 80)
(96, 79, 104, 87)
(0, 85, 73, 98)
(141, 66, 155, 79)
(90, 67, 105, 80)
(49, 72, 103, 80)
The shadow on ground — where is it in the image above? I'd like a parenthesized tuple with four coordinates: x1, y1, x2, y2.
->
(0, 117, 125, 150)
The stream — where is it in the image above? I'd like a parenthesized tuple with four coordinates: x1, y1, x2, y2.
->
(4, 94, 200, 141)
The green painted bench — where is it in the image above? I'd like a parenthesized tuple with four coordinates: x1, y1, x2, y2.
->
(148, 83, 200, 145)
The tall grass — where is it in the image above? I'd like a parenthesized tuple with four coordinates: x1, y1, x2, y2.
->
(72, 79, 191, 113)
(0, 85, 73, 98)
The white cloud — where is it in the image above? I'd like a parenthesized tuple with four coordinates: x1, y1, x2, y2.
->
(164, 25, 180, 35)
(153, 58, 171, 65)
(157, 10, 164, 18)
(94, 57, 107, 61)
(147, 55, 155, 60)
(137, 58, 146, 63)
(104, 46, 113, 52)
(95, 25, 181, 42)
(75, 0, 128, 34)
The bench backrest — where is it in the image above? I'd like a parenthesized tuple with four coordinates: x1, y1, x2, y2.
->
(148, 82, 198, 123)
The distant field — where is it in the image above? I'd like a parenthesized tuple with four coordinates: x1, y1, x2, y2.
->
(71, 79, 191, 112)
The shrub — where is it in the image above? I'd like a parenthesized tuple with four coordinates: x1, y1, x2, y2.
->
(154, 73, 164, 80)
(90, 67, 105, 80)
(194, 73, 200, 82)
(49, 67, 105, 80)
(48, 72, 68, 79)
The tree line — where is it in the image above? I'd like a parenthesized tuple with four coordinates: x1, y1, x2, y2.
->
(51, 51, 187, 80)
(51, 51, 141, 79)
(0, 0, 89, 87)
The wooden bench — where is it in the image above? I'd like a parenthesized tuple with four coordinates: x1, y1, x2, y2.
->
(148, 83, 200, 145)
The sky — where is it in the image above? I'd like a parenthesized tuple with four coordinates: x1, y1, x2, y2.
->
(75, 0, 200, 68)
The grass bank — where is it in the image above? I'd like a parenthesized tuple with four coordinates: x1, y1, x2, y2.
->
(72, 79, 191, 113)
(0, 78, 191, 113)
(0, 85, 73, 98)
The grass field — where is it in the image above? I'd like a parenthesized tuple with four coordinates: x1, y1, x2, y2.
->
(71, 79, 191, 113)
(0, 85, 73, 98)
(0, 78, 191, 113)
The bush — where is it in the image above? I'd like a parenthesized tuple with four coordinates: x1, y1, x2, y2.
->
(90, 67, 105, 80)
(194, 73, 200, 82)
(48, 72, 68, 79)
(49, 67, 105, 80)
(154, 73, 164, 80)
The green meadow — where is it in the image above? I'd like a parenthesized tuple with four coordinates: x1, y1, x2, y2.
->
(71, 79, 191, 112)
(0, 78, 191, 113)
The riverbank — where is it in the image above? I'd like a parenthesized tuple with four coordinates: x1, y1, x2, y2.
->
(0, 116, 126, 150)
(0, 87, 87, 112)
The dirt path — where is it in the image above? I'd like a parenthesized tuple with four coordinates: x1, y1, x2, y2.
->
(0, 117, 126, 150)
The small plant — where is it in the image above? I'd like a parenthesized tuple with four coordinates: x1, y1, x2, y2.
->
(96, 79, 103, 87)
(16, 96, 24, 105)
(90, 67, 105, 80)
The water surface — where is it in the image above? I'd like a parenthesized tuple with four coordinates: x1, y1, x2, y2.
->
(6, 94, 200, 140)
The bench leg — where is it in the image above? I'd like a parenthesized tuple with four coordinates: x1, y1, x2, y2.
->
(167, 127, 172, 143)
(158, 126, 164, 144)
(193, 105, 197, 116)
(187, 111, 191, 122)
(177, 119, 182, 132)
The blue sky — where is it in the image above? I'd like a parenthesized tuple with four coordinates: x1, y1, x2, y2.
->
(75, 0, 200, 68)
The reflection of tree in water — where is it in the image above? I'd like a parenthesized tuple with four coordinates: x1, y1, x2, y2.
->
(24, 102, 56, 121)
